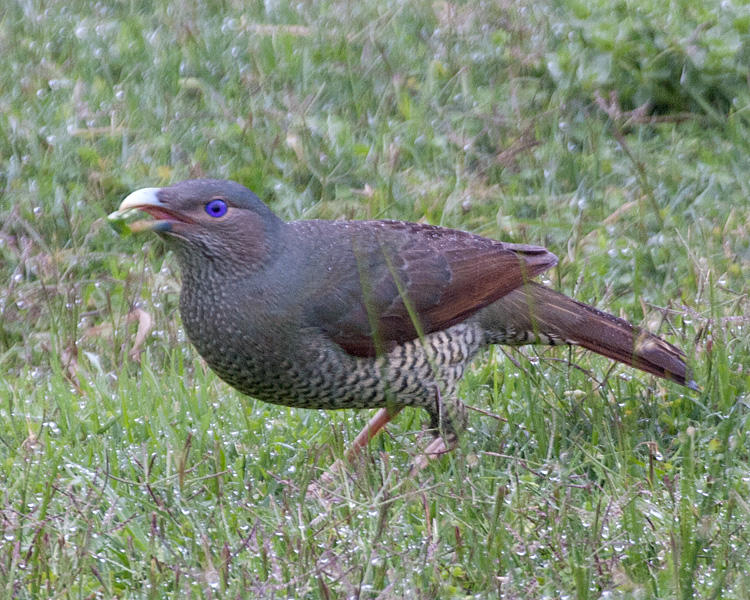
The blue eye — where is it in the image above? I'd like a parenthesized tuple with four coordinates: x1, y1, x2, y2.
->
(205, 198, 228, 218)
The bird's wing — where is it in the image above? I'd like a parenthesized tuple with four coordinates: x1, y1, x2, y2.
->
(296, 220, 558, 357)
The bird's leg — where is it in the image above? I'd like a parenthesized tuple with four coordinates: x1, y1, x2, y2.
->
(410, 386, 464, 472)
(423, 436, 451, 457)
(308, 405, 404, 498)
(345, 404, 404, 463)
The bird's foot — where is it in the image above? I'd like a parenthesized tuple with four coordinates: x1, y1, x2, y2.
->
(307, 406, 405, 502)
(305, 458, 349, 504)
(409, 434, 455, 474)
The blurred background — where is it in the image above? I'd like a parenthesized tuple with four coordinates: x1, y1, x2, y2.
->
(1, 0, 749, 597)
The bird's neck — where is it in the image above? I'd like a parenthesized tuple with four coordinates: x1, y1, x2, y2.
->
(175, 219, 303, 358)
(174, 214, 287, 281)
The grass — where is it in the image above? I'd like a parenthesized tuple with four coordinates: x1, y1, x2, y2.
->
(1, 0, 750, 597)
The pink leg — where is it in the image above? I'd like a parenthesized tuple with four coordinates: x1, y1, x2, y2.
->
(423, 436, 450, 457)
(409, 386, 458, 471)
(409, 434, 455, 473)
(308, 407, 405, 497)
(345, 406, 404, 463)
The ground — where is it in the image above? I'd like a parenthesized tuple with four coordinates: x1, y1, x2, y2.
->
(1, 0, 749, 598)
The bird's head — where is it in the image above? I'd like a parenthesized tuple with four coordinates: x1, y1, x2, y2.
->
(115, 179, 284, 274)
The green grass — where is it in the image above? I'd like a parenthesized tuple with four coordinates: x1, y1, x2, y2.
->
(1, 0, 750, 597)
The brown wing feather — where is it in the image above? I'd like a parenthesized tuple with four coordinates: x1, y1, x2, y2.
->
(296, 220, 558, 357)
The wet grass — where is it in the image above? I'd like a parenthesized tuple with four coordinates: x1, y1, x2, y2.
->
(1, 0, 750, 597)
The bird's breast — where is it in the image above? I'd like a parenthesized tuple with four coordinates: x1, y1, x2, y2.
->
(179, 273, 298, 378)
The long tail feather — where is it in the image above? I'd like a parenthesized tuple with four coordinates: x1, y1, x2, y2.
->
(480, 282, 696, 389)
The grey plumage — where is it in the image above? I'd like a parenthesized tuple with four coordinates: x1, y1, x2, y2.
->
(116, 179, 695, 449)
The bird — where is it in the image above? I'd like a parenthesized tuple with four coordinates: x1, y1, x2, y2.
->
(114, 178, 695, 461)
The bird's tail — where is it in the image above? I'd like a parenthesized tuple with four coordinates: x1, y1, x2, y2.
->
(479, 282, 696, 389)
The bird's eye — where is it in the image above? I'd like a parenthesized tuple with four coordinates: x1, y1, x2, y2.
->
(205, 198, 228, 218)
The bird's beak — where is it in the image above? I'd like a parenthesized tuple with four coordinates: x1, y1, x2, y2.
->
(110, 187, 192, 233)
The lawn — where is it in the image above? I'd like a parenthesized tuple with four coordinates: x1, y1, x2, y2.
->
(1, 0, 750, 598)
